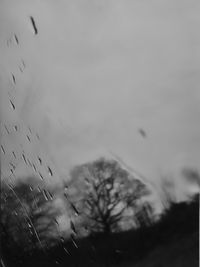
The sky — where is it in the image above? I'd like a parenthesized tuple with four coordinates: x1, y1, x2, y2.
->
(1, 0, 200, 203)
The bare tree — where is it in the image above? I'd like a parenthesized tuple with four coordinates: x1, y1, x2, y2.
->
(68, 158, 150, 234)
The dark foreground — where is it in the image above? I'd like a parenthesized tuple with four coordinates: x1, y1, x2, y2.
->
(1, 196, 199, 267)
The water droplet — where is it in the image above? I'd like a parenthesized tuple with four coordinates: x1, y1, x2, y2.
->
(70, 235, 78, 248)
(10, 100, 15, 110)
(22, 59, 26, 68)
(38, 156, 42, 165)
(70, 203, 79, 216)
(1, 145, 5, 154)
(32, 164, 36, 172)
(48, 166, 53, 176)
(70, 220, 77, 235)
(22, 153, 27, 164)
(14, 34, 19, 44)
(30, 16, 38, 35)
(27, 159, 32, 167)
(11, 74, 16, 84)
(39, 172, 44, 180)
(63, 247, 70, 255)
(28, 127, 32, 133)
(4, 124, 10, 134)
(42, 190, 49, 201)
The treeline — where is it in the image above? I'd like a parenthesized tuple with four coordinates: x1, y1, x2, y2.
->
(0, 158, 199, 267)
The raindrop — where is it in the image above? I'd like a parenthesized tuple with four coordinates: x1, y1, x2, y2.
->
(29, 16, 38, 35)
(27, 158, 32, 167)
(48, 166, 53, 176)
(10, 100, 15, 110)
(1, 145, 5, 154)
(42, 190, 49, 201)
(39, 172, 44, 180)
(22, 153, 27, 164)
(28, 127, 32, 134)
(60, 237, 65, 243)
(32, 164, 37, 172)
(70, 203, 79, 216)
(22, 59, 26, 68)
(14, 211, 18, 216)
(54, 219, 59, 226)
(14, 125, 18, 131)
(4, 124, 10, 134)
(27, 135, 31, 142)
(11, 74, 16, 84)
(9, 162, 16, 169)
(70, 234, 78, 248)
(37, 186, 42, 192)
(38, 156, 42, 165)
(14, 34, 19, 44)
(12, 151, 16, 158)
(64, 185, 68, 192)
(70, 220, 77, 235)
(63, 247, 70, 255)
(47, 191, 53, 200)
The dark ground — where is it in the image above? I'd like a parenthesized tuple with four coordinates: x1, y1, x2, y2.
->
(1, 196, 199, 267)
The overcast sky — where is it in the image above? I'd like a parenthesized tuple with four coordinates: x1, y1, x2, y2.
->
(1, 0, 200, 201)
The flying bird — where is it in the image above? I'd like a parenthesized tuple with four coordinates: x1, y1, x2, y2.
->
(138, 128, 147, 138)
(30, 16, 38, 35)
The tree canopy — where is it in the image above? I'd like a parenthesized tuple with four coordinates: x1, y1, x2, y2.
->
(68, 158, 150, 234)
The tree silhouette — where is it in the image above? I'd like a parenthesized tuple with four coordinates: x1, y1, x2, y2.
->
(0, 177, 61, 256)
(68, 158, 150, 234)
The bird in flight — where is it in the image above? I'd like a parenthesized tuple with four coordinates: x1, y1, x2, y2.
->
(138, 128, 147, 138)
